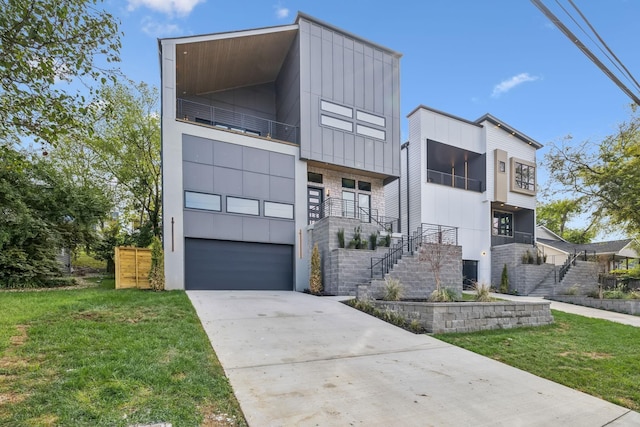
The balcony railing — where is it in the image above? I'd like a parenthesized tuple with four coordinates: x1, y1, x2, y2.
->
(426, 169, 483, 192)
(177, 99, 299, 145)
(491, 231, 534, 246)
(310, 197, 398, 232)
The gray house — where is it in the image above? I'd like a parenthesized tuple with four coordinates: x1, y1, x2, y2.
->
(159, 13, 401, 290)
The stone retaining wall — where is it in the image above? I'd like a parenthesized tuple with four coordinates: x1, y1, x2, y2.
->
(371, 300, 553, 334)
(549, 296, 640, 315)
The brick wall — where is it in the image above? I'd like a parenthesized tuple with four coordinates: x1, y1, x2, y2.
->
(372, 300, 553, 333)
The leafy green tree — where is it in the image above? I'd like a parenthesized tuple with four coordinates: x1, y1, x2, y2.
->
(0, 147, 110, 286)
(537, 199, 597, 243)
(0, 0, 121, 146)
(545, 108, 640, 238)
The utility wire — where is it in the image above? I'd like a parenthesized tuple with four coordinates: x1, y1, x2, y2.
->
(530, 0, 640, 105)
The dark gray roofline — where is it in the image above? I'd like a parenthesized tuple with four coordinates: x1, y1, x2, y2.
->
(157, 22, 296, 42)
(476, 113, 543, 149)
(296, 12, 402, 58)
(407, 105, 483, 127)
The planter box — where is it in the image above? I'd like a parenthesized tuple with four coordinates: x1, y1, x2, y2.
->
(371, 300, 553, 334)
(549, 296, 640, 315)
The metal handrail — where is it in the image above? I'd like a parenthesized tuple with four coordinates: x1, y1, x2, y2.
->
(426, 169, 483, 192)
(177, 98, 299, 144)
(311, 197, 398, 231)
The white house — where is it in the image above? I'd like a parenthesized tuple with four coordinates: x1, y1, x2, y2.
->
(386, 105, 542, 286)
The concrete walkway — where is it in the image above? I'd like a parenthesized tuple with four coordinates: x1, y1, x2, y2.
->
(188, 291, 640, 426)
(489, 293, 640, 327)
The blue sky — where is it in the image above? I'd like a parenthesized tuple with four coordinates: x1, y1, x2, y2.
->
(110, 0, 639, 193)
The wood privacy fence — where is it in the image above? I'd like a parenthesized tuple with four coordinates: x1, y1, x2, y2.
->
(115, 247, 152, 289)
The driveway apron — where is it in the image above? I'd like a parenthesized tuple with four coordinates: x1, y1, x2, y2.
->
(188, 291, 640, 427)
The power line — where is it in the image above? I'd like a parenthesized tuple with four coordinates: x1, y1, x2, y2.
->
(530, 0, 640, 105)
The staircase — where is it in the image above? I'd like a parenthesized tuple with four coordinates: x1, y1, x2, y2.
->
(527, 254, 600, 297)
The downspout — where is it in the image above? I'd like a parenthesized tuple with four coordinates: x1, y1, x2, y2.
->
(401, 141, 410, 235)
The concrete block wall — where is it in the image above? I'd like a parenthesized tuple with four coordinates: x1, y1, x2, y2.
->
(550, 296, 640, 315)
(372, 300, 553, 333)
(557, 261, 599, 296)
(491, 243, 554, 295)
(367, 245, 463, 299)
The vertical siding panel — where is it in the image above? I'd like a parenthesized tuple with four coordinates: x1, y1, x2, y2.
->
(353, 45, 364, 109)
(309, 32, 322, 95)
(321, 37, 333, 99)
(363, 46, 374, 111)
(332, 34, 344, 103)
(354, 135, 365, 169)
(343, 41, 354, 105)
(373, 58, 384, 114)
(344, 133, 355, 167)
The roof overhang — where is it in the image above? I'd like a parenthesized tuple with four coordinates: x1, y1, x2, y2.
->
(173, 25, 298, 96)
(476, 114, 543, 149)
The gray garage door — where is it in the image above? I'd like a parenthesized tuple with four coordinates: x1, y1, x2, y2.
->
(185, 238, 293, 290)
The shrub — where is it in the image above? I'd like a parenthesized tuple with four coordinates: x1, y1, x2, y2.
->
(351, 226, 364, 249)
(474, 282, 492, 302)
(148, 236, 165, 291)
(337, 228, 345, 248)
(383, 277, 403, 301)
(603, 284, 627, 299)
(309, 243, 323, 294)
(428, 287, 459, 302)
(369, 232, 378, 250)
(500, 264, 509, 293)
(564, 285, 578, 296)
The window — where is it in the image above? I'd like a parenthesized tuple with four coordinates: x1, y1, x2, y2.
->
(342, 191, 356, 218)
(356, 124, 385, 140)
(321, 115, 353, 132)
(264, 201, 294, 219)
(492, 211, 513, 237)
(499, 161, 506, 173)
(356, 110, 385, 127)
(358, 181, 371, 191)
(307, 172, 323, 183)
(227, 196, 259, 216)
(511, 158, 536, 195)
(321, 100, 353, 118)
(342, 178, 356, 189)
(358, 193, 371, 222)
(185, 191, 221, 211)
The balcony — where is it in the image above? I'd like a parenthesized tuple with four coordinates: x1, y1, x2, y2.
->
(491, 231, 534, 247)
(426, 169, 483, 192)
(177, 99, 299, 145)
(310, 197, 398, 232)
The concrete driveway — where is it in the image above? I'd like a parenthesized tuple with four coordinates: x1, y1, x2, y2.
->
(188, 291, 640, 426)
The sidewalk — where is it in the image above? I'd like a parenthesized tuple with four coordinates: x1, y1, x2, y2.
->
(189, 291, 640, 426)
(489, 293, 640, 327)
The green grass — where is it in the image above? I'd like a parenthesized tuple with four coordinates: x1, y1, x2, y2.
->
(72, 251, 106, 270)
(0, 287, 246, 426)
(435, 310, 640, 411)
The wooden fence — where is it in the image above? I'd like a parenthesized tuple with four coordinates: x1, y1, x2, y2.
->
(115, 247, 152, 289)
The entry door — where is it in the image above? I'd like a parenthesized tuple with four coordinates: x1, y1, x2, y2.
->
(342, 191, 356, 218)
(308, 187, 323, 224)
(462, 260, 478, 289)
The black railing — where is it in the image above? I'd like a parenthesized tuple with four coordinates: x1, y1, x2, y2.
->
(311, 197, 398, 232)
(491, 231, 534, 246)
(371, 223, 458, 279)
(426, 169, 483, 192)
(177, 99, 299, 144)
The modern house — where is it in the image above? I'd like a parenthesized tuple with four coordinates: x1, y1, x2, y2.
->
(159, 13, 401, 291)
(386, 105, 542, 287)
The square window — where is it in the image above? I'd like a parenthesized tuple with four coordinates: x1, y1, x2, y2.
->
(227, 196, 259, 216)
(499, 161, 506, 173)
(342, 178, 356, 189)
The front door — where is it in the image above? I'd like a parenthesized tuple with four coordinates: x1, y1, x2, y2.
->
(358, 193, 371, 222)
(462, 260, 478, 289)
(308, 187, 323, 224)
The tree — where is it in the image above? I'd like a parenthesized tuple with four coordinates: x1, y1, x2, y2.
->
(0, 0, 121, 146)
(537, 199, 597, 243)
(545, 108, 640, 238)
(0, 147, 110, 286)
(417, 227, 459, 301)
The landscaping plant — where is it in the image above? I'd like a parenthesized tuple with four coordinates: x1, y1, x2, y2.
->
(148, 236, 165, 291)
(500, 264, 509, 294)
(337, 228, 345, 248)
(383, 277, 403, 301)
(310, 243, 323, 294)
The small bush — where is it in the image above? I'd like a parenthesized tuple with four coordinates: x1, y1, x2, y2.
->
(369, 232, 378, 250)
(428, 287, 459, 302)
(603, 284, 627, 299)
(564, 285, 579, 296)
(500, 264, 509, 293)
(473, 282, 492, 302)
(383, 277, 403, 301)
(309, 243, 323, 294)
(337, 228, 345, 248)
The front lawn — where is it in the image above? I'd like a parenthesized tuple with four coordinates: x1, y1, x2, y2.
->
(435, 310, 640, 411)
(0, 287, 246, 426)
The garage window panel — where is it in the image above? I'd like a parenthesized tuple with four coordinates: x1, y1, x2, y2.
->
(185, 191, 221, 211)
(227, 196, 259, 215)
(264, 201, 294, 219)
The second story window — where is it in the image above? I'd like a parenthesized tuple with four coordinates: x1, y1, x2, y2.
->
(511, 158, 536, 196)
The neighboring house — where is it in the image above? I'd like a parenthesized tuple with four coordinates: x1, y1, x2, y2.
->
(536, 225, 639, 271)
(159, 13, 401, 291)
(386, 105, 542, 286)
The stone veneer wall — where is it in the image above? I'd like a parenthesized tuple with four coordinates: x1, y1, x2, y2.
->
(372, 300, 553, 333)
(311, 216, 389, 295)
(549, 296, 640, 315)
(307, 165, 385, 217)
(491, 243, 554, 295)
